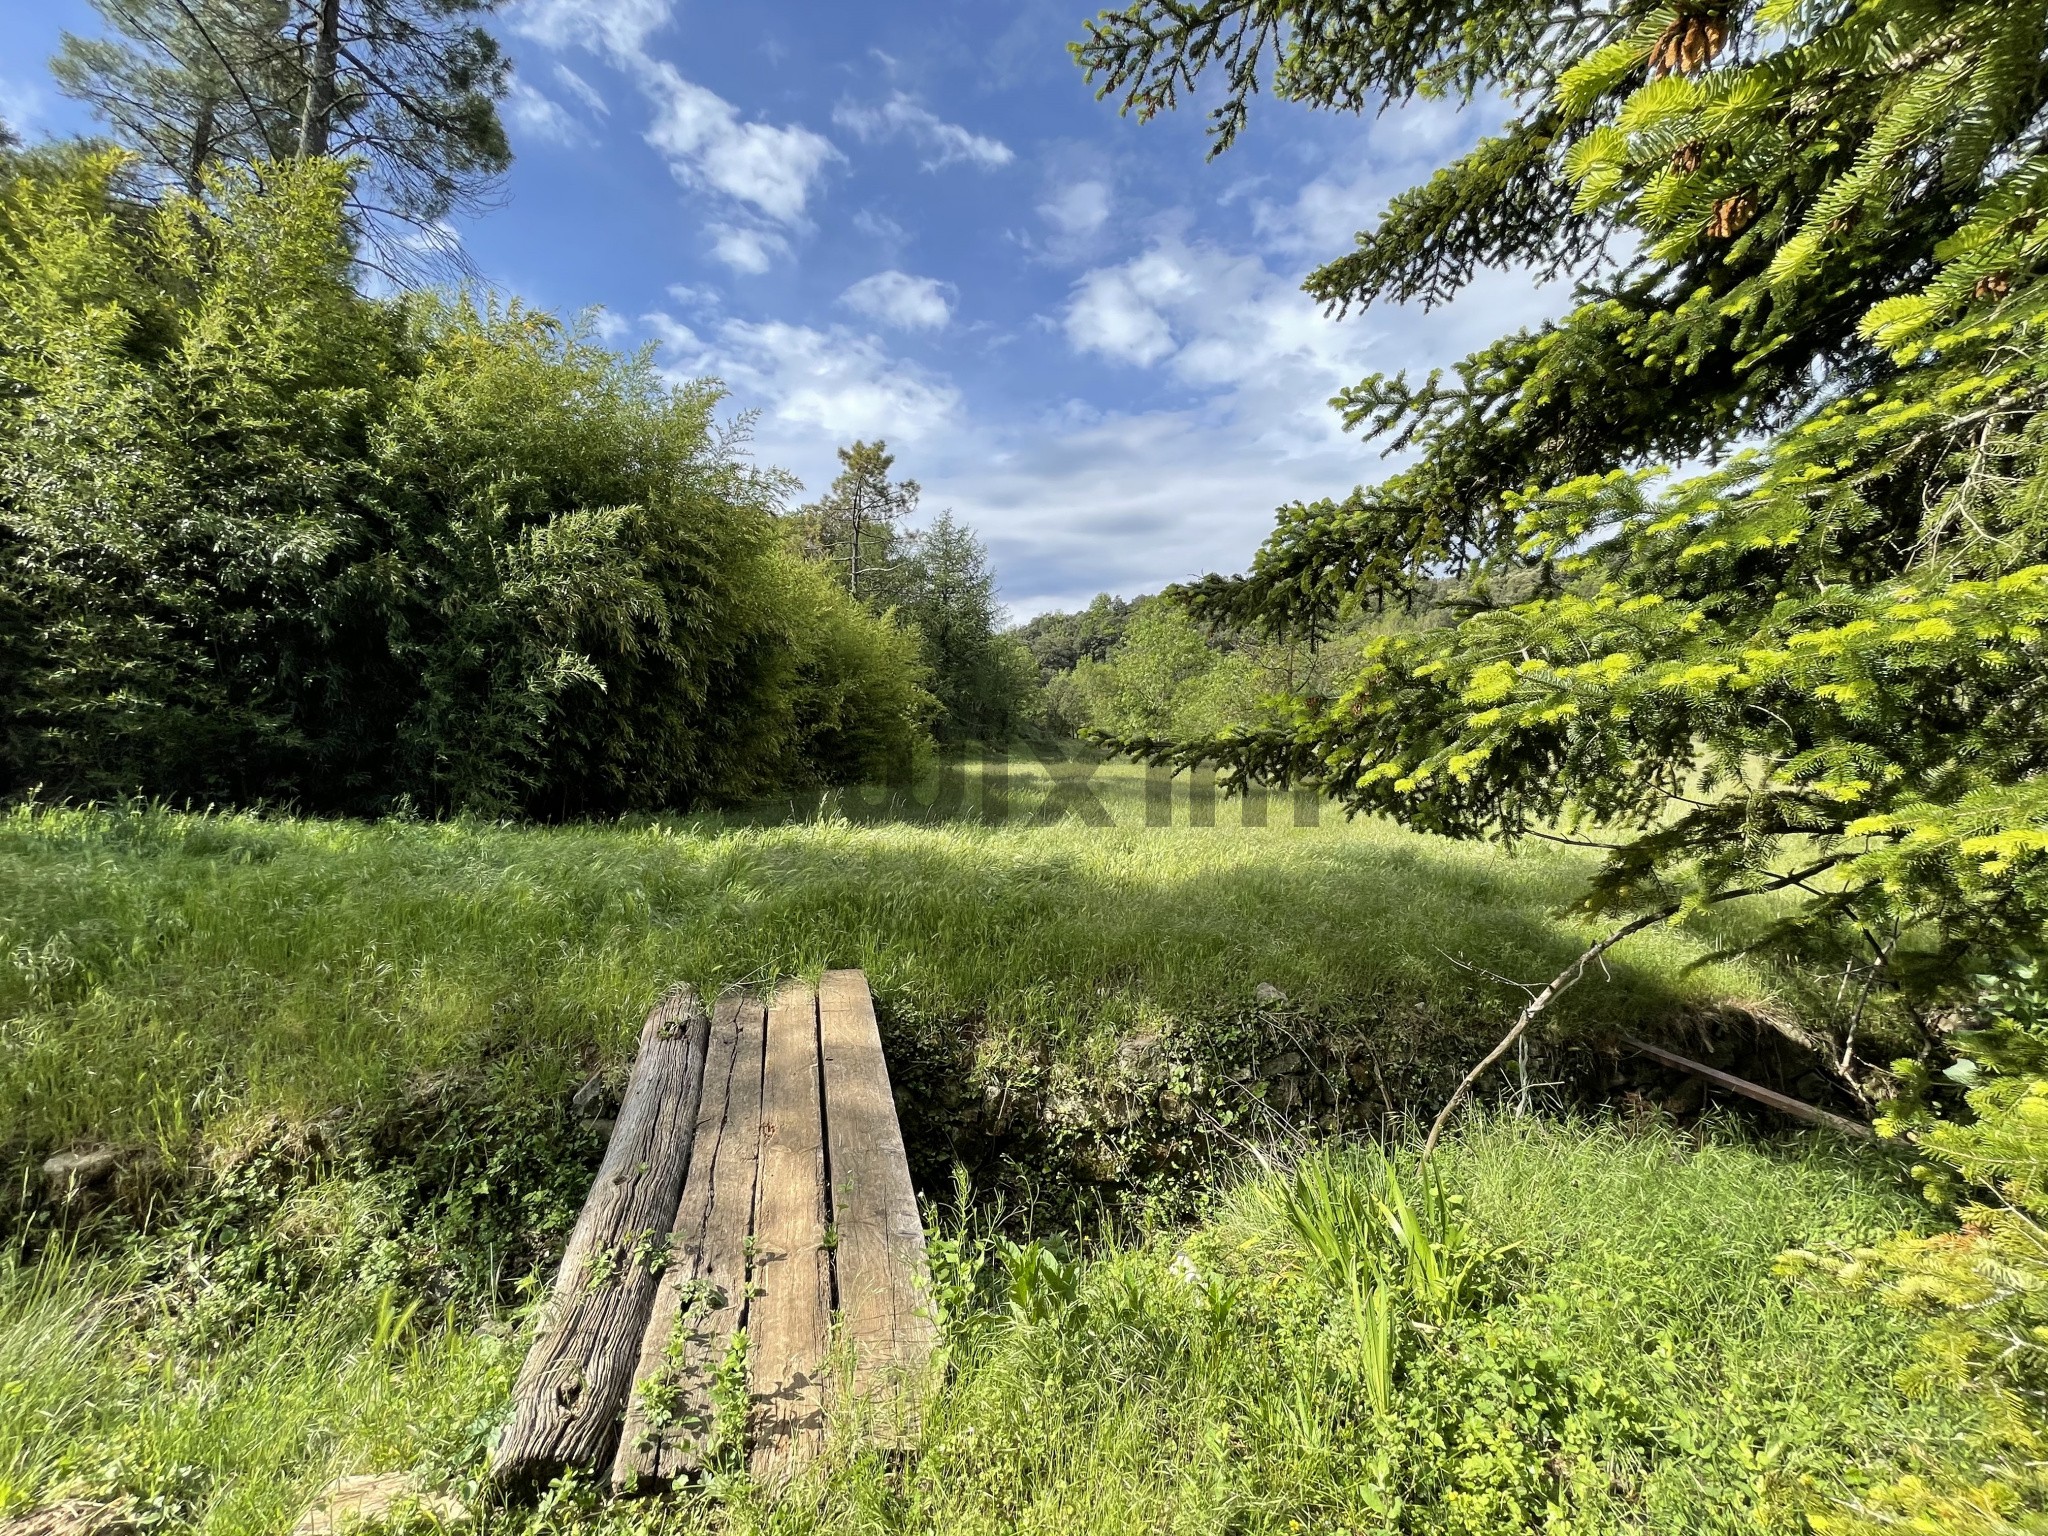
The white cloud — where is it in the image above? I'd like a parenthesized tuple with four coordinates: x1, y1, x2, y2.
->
(0, 78, 45, 134)
(1063, 251, 1191, 367)
(510, 0, 669, 56)
(854, 208, 907, 246)
(1063, 236, 1399, 394)
(651, 311, 960, 450)
(967, 214, 1572, 613)
(641, 311, 705, 359)
(718, 321, 960, 443)
(553, 63, 609, 118)
(399, 221, 464, 260)
(937, 409, 1332, 616)
(504, 78, 586, 145)
(1249, 97, 1500, 260)
(639, 61, 839, 225)
(1039, 179, 1110, 238)
(833, 93, 1013, 171)
(708, 223, 790, 274)
(840, 271, 954, 331)
(511, 0, 836, 257)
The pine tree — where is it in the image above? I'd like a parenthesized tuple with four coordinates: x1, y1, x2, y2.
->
(889, 512, 1038, 745)
(286, 0, 511, 257)
(53, 0, 510, 275)
(794, 440, 920, 601)
(54, 0, 302, 197)
(1082, 16, 2048, 1508)
(1077, 1, 2048, 1077)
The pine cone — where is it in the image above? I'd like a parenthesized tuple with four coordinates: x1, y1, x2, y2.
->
(1973, 272, 2012, 302)
(1671, 141, 1704, 175)
(1707, 190, 1756, 239)
(1650, 9, 1730, 76)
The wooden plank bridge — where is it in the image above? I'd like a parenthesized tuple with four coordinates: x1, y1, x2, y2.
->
(488, 971, 936, 1492)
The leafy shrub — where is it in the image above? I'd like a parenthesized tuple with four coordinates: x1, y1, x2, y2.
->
(0, 154, 930, 816)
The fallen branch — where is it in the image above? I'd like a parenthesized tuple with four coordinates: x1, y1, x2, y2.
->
(1422, 912, 1664, 1159)
(1421, 856, 1851, 1160)
(1620, 1035, 1875, 1139)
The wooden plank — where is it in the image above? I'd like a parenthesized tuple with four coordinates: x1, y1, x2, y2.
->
(817, 968, 935, 1443)
(746, 978, 831, 1485)
(1621, 1034, 1875, 1139)
(611, 993, 766, 1490)
(490, 987, 711, 1488)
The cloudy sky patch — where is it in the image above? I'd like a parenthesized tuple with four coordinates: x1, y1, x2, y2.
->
(4, 0, 1566, 617)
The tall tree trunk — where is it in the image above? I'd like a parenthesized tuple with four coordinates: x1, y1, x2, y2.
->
(297, 0, 342, 160)
(185, 94, 217, 196)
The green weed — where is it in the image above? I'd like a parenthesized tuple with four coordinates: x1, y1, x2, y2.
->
(708, 1329, 750, 1474)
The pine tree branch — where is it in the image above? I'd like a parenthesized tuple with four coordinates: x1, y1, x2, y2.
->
(161, 0, 276, 150)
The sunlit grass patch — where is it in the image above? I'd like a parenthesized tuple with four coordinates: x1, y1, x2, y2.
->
(0, 770, 1771, 1168)
(0, 772, 1923, 1534)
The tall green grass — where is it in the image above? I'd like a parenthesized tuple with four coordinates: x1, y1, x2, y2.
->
(0, 1120, 1955, 1534)
(0, 1239, 515, 1525)
(0, 761, 1774, 1171)
(856, 1120, 1950, 1536)
(0, 764, 1940, 1533)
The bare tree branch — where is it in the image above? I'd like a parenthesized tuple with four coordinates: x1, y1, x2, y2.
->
(1422, 855, 1850, 1158)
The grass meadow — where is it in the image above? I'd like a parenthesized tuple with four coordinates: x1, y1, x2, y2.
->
(0, 756, 1965, 1533)
(0, 756, 1778, 1165)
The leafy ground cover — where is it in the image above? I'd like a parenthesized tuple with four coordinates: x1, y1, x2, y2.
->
(0, 762, 1965, 1532)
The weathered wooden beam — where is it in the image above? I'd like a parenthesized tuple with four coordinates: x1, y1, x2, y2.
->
(818, 968, 935, 1445)
(746, 979, 832, 1485)
(1620, 1034, 1875, 1139)
(611, 993, 766, 1491)
(489, 987, 711, 1488)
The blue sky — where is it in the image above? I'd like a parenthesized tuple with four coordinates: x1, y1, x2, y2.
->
(0, 0, 1566, 617)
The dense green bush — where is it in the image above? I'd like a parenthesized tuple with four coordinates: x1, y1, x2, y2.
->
(1046, 598, 1372, 741)
(0, 153, 929, 816)
(1015, 592, 1136, 679)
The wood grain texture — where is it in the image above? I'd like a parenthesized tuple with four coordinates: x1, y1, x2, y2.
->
(490, 987, 711, 1488)
(610, 993, 766, 1490)
(817, 968, 935, 1443)
(746, 979, 831, 1485)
